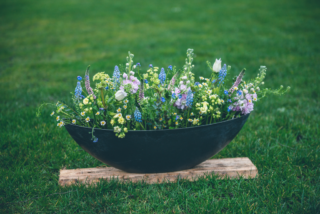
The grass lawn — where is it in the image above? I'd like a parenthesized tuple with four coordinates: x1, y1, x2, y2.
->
(1, 0, 320, 212)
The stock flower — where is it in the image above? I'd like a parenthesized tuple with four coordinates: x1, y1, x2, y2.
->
(83, 98, 89, 105)
(85, 117, 90, 123)
(114, 126, 121, 133)
(118, 117, 125, 124)
(126, 115, 131, 120)
(56, 116, 60, 121)
(81, 112, 85, 116)
(115, 90, 127, 101)
(101, 121, 106, 126)
(72, 119, 76, 124)
(50, 112, 54, 116)
(212, 58, 222, 72)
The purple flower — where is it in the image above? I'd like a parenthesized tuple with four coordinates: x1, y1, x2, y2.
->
(175, 115, 180, 120)
(85, 67, 96, 99)
(149, 64, 153, 67)
(136, 63, 141, 66)
(77, 76, 82, 81)
(228, 99, 232, 103)
(120, 72, 141, 94)
(99, 108, 105, 111)
(229, 69, 245, 94)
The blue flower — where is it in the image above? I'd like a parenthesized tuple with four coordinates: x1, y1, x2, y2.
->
(172, 93, 176, 99)
(224, 90, 228, 95)
(186, 90, 193, 108)
(74, 81, 82, 100)
(144, 79, 148, 84)
(77, 76, 82, 81)
(134, 108, 142, 123)
(178, 94, 182, 99)
(237, 90, 242, 95)
(99, 108, 105, 111)
(159, 68, 166, 85)
(195, 82, 200, 86)
(161, 97, 165, 102)
(212, 79, 216, 84)
(228, 99, 232, 103)
(136, 63, 141, 66)
(168, 65, 172, 70)
(105, 86, 109, 90)
(149, 64, 153, 68)
(93, 137, 98, 143)
(218, 64, 227, 86)
(227, 106, 232, 112)
(175, 115, 180, 121)
(113, 65, 121, 89)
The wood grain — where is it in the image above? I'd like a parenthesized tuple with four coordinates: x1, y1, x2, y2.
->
(59, 157, 258, 186)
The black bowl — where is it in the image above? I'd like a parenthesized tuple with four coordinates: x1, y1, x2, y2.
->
(65, 114, 250, 173)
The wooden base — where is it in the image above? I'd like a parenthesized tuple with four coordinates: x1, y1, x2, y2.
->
(59, 157, 258, 186)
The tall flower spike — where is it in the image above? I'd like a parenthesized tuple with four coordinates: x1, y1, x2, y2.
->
(113, 65, 121, 90)
(134, 108, 142, 123)
(74, 81, 82, 101)
(186, 90, 193, 108)
(139, 78, 144, 104)
(159, 68, 166, 85)
(229, 69, 245, 94)
(218, 64, 227, 86)
(85, 66, 96, 99)
(167, 74, 176, 90)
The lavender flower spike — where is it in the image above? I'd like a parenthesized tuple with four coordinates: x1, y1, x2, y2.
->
(229, 69, 246, 94)
(85, 66, 96, 99)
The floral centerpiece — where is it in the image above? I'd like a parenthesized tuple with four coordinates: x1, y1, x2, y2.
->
(38, 49, 289, 142)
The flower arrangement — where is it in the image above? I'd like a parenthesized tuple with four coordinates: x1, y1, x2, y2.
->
(38, 49, 289, 141)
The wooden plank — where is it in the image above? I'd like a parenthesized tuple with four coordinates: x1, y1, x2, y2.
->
(59, 157, 258, 186)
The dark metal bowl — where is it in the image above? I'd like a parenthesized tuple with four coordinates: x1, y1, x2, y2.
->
(65, 114, 250, 173)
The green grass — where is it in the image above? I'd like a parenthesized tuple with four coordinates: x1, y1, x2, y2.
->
(1, 0, 320, 212)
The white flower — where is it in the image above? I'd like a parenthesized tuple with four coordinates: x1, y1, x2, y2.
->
(179, 81, 183, 84)
(50, 112, 54, 116)
(115, 90, 127, 101)
(81, 112, 85, 116)
(83, 98, 89, 105)
(126, 115, 131, 120)
(181, 76, 187, 80)
(85, 117, 90, 123)
(72, 119, 76, 124)
(243, 89, 248, 94)
(212, 58, 222, 72)
(186, 80, 190, 84)
(114, 126, 121, 133)
(130, 71, 135, 75)
(256, 87, 260, 91)
(95, 112, 100, 115)
(56, 116, 60, 121)
(101, 121, 106, 126)
(133, 65, 136, 69)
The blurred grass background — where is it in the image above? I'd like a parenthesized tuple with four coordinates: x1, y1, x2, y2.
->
(1, 0, 320, 213)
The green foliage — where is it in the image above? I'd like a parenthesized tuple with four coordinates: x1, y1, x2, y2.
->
(0, 0, 320, 212)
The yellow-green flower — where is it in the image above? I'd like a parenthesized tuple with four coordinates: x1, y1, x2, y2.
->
(118, 117, 125, 124)
(83, 98, 89, 105)
(110, 119, 115, 126)
(124, 127, 128, 133)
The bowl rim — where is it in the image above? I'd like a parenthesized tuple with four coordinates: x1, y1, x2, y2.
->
(65, 113, 250, 133)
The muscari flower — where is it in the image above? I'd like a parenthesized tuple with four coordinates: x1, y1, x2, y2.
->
(113, 66, 121, 89)
(218, 64, 227, 86)
(186, 90, 193, 108)
(159, 68, 166, 85)
(134, 108, 142, 122)
(74, 82, 82, 101)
